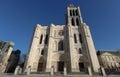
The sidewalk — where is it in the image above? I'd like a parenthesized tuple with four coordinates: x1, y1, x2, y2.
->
(0, 74, 120, 77)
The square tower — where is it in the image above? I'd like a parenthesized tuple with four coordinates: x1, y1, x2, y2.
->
(66, 5, 100, 73)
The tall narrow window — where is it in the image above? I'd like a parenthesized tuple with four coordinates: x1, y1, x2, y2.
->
(70, 10, 72, 16)
(45, 34, 48, 44)
(76, 18, 79, 26)
(79, 34, 83, 43)
(74, 34, 77, 43)
(79, 48, 82, 54)
(75, 10, 78, 16)
(73, 10, 75, 16)
(40, 34, 43, 44)
(41, 49, 44, 55)
(58, 40, 63, 51)
(71, 18, 75, 26)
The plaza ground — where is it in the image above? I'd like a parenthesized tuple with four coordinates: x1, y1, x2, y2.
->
(0, 74, 120, 77)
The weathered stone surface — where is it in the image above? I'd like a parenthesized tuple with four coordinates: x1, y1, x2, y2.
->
(88, 67, 92, 76)
(101, 67, 106, 76)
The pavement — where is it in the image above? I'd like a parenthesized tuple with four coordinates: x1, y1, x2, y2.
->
(0, 74, 120, 77)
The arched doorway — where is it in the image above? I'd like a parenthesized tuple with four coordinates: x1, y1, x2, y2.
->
(79, 62, 85, 72)
(37, 57, 44, 72)
(58, 61, 64, 72)
(57, 54, 66, 72)
(79, 57, 85, 72)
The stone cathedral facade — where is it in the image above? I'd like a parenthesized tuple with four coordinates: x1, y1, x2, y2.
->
(24, 5, 100, 73)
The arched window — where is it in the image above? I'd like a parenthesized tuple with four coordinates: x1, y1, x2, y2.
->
(45, 34, 48, 44)
(71, 18, 75, 26)
(40, 34, 43, 44)
(76, 18, 79, 26)
(70, 10, 72, 16)
(41, 49, 44, 55)
(74, 34, 77, 43)
(75, 10, 78, 16)
(73, 10, 75, 16)
(58, 40, 63, 51)
(79, 34, 83, 43)
(79, 48, 82, 54)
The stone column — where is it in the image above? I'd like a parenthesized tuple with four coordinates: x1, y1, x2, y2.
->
(64, 67, 67, 76)
(88, 67, 92, 76)
(67, 26, 76, 72)
(46, 24, 54, 72)
(101, 67, 106, 76)
(50, 66, 54, 76)
(19, 68, 22, 74)
(14, 66, 20, 75)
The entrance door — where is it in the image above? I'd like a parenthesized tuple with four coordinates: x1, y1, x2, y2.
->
(38, 63, 43, 72)
(79, 62, 85, 72)
(58, 61, 64, 72)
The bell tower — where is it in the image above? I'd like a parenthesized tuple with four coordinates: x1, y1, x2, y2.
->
(66, 4, 83, 26)
(66, 4, 100, 73)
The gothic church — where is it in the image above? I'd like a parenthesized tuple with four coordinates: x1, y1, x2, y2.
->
(24, 5, 100, 74)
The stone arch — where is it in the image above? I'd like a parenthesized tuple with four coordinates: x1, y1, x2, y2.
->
(78, 56, 85, 72)
(75, 9, 79, 16)
(76, 18, 79, 26)
(58, 40, 64, 51)
(70, 10, 72, 16)
(73, 10, 75, 16)
(71, 18, 75, 26)
(38, 57, 45, 72)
